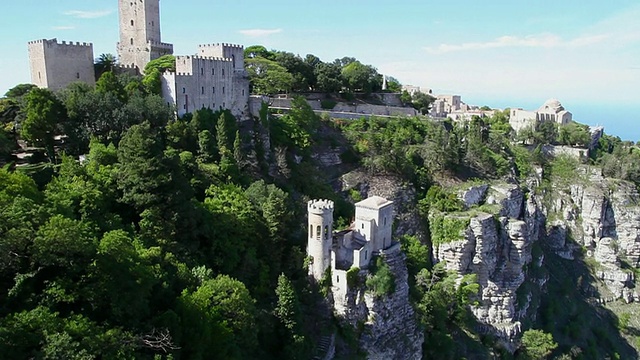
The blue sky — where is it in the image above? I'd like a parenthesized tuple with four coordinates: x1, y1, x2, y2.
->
(1, 0, 639, 139)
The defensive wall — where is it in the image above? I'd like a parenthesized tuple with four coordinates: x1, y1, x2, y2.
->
(28, 38, 95, 90)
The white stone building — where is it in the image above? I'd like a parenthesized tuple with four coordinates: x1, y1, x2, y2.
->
(510, 99, 573, 133)
(28, 39, 95, 90)
(430, 94, 462, 118)
(116, 0, 173, 73)
(307, 196, 394, 292)
(161, 44, 250, 119)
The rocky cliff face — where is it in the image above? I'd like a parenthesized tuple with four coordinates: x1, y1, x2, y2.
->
(434, 183, 543, 347)
(549, 169, 640, 302)
(332, 172, 423, 359)
(432, 169, 640, 349)
(333, 245, 423, 360)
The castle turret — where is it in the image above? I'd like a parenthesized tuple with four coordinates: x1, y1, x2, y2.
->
(307, 199, 334, 281)
(117, 0, 173, 72)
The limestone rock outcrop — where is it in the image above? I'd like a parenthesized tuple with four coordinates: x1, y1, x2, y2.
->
(435, 183, 542, 347)
(332, 244, 423, 360)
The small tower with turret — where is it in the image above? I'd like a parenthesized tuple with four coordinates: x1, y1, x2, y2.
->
(307, 199, 334, 281)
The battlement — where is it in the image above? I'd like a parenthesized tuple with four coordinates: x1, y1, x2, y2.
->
(198, 43, 244, 49)
(308, 199, 335, 214)
(148, 40, 174, 48)
(28, 38, 93, 48)
(176, 55, 232, 62)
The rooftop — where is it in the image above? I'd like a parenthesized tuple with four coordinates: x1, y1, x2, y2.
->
(356, 196, 393, 210)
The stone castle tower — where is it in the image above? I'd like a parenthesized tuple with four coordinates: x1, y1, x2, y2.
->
(307, 200, 334, 281)
(117, 0, 173, 72)
(28, 39, 95, 91)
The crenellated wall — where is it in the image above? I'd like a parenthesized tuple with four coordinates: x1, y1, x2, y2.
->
(28, 38, 95, 90)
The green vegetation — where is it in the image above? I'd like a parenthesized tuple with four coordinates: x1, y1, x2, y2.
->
(244, 46, 384, 95)
(366, 257, 395, 297)
(429, 214, 470, 245)
(519, 329, 557, 359)
(346, 267, 361, 288)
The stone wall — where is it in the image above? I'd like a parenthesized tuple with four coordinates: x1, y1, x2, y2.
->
(162, 54, 249, 119)
(249, 96, 417, 119)
(28, 39, 95, 90)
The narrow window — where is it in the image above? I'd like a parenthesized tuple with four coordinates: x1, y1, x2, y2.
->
(365, 250, 368, 260)
(223, 102, 225, 108)
(201, 68, 204, 75)
(222, 86, 225, 94)
(232, 54, 236, 68)
(316, 225, 321, 238)
(201, 86, 204, 95)
(130, 38, 134, 45)
(131, 20, 134, 26)
(324, 225, 328, 240)
(309, 225, 313, 238)
(76, 72, 80, 79)
(361, 223, 364, 229)
(242, 89, 245, 96)
(182, 88, 186, 94)
(336, 276, 340, 283)
(212, 68, 214, 76)
(222, 69, 225, 76)
(38, 72, 41, 80)
(212, 86, 215, 93)
(384, 217, 386, 226)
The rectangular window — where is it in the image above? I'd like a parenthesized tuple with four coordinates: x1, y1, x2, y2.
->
(212, 68, 215, 76)
(222, 87, 225, 94)
(182, 88, 186, 94)
(212, 87, 215, 94)
(201, 87, 204, 94)
(222, 69, 225, 76)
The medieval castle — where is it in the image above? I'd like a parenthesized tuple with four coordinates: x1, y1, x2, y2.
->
(27, 0, 249, 119)
(307, 196, 395, 307)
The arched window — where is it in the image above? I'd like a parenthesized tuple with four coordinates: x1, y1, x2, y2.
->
(130, 38, 134, 45)
(130, 20, 134, 26)
(316, 225, 321, 238)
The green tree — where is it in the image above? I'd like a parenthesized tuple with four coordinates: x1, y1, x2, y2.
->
(95, 71, 127, 103)
(178, 275, 257, 359)
(314, 62, 342, 93)
(94, 53, 117, 79)
(341, 61, 379, 93)
(411, 92, 435, 115)
(246, 57, 294, 95)
(21, 88, 66, 162)
(519, 329, 558, 359)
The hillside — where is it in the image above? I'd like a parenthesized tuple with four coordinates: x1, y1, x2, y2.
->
(1, 77, 640, 359)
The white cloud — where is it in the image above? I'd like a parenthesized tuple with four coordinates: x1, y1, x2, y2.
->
(52, 26, 76, 30)
(238, 28, 283, 37)
(63, 10, 113, 19)
(425, 33, 608, 54)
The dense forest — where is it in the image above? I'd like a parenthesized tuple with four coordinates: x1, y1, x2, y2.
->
(2, 45, 640, 359)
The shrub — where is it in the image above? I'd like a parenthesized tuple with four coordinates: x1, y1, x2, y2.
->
(429, 214, 469, 245)
(366, 257, 395, 297)
(346, 267, 361, 288)
(320, 99, 337, 110)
